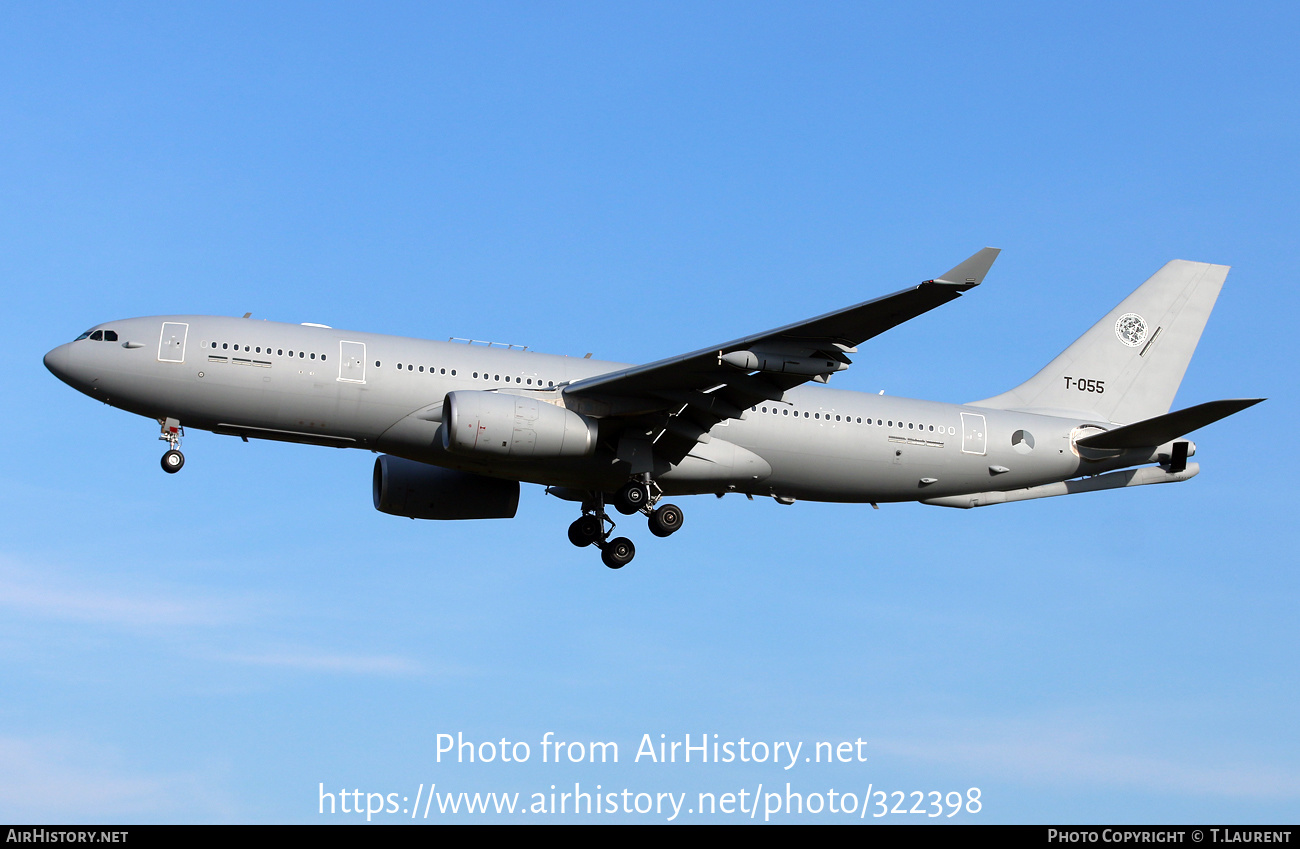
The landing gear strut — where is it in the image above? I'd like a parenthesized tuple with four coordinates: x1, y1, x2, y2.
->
(613, 480, 650, 514)
(601, 537, 636, 570)
(566, 494, 638, 569)
(566, 479, 685, 569)
(567, 514, 603, 547)
(158, 418, 185, 474)
(648, 502, 684, 537)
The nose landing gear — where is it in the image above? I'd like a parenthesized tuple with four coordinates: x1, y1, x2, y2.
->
(161, 449, 185, 473)
(158, 418, 185, 474)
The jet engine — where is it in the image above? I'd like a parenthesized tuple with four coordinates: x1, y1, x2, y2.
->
(441, 391, 597, 458)
(372, 455, 519, 520)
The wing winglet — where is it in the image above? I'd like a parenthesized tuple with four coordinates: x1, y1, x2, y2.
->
(933, 247, 1001, 288)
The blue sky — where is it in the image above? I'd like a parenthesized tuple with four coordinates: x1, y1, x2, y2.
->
(1, 2, 1295, 823)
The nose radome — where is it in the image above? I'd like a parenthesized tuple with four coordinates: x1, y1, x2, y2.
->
(44, 344, 70, 380)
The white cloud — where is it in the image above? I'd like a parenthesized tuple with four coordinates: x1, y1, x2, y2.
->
(880, 714, 1300, 800)
(0, 559, 237, 629)
(0, 736, 235, 821)
(0, 556, 422, 678)
(219, 649, 423, 676)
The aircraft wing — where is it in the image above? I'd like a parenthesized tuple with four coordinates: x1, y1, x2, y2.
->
(563, 248, 999, 462)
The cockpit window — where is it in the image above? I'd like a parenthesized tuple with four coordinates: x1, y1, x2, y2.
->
(76, 329, 121, 342)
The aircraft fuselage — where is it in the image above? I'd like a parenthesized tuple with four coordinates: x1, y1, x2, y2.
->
(44, 314, 1153, 504)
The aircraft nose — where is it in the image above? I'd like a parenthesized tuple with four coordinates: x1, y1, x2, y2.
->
(44, 343, 73, 384)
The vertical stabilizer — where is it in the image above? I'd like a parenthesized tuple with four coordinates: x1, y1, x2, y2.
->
(972, 260, 1229, 424)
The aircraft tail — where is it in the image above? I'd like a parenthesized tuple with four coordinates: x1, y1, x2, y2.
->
(972, 260, 1230, 424)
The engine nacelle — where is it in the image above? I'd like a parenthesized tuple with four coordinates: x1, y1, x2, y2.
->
(373, 455, 519, 520)
(441, 391, 597, 458)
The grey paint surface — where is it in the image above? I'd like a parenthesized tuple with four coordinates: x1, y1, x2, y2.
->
(43, 254, 1260, 525)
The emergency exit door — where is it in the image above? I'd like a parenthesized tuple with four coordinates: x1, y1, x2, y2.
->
(338, 341, 367, 383)
(158, 322, 188, 363)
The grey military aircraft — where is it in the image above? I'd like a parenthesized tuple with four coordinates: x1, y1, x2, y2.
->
(44, 249, 1261, 568)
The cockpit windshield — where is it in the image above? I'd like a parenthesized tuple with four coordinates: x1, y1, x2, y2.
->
(75, 329, 119, 342)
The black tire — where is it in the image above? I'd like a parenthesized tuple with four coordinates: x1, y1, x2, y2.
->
(161, 449, 185, 474)
(648, 503, 684, 537)
(614, 481, 648, 515)
(567, 515, 602, 548)
(601, 537, 635, 569)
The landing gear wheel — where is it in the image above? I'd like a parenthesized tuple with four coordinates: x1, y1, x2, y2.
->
(601, 537, 636, 569)
(614, 481, 650, 515)
(648, 503, 684, 537)
(161, 449, 185, 474)
(567, 514, 603, 547)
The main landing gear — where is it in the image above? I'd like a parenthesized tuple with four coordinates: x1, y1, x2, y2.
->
(567, 478, 685, 569)
(158, 417, 185, 474)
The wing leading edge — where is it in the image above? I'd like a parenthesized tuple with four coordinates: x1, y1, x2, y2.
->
(563, 248, 1000, 462)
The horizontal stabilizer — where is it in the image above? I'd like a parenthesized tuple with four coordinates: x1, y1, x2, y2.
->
(1075, 398, 1264, 450)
